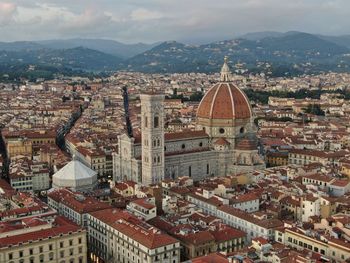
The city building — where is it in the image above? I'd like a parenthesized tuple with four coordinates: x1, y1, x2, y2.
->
(87, 208, 181, 263)
(47, 188, 111, 227)
(0, 215, 87, 263)
(113, 58, 265, 185)
(9, 157, 50, 192)
(52, 158, 98, 192)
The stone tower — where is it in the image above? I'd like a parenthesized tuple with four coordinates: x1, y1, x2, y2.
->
(140, 93, 165, 185)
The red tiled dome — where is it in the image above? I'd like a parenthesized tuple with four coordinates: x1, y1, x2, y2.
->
(197, 83, 252, 119)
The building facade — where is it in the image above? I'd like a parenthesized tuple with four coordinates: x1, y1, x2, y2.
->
(113, 58, 265, 185)
(87, 208, 181, 263)
(0, 216, 87, 263)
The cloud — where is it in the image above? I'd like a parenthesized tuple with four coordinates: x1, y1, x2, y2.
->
(0, 0, 350, 43)
(58, 8, 114, 34)
(130, 8, 164, 21)
(0, 2, 17, 26)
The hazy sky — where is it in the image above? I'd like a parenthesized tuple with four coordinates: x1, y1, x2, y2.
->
(0, 0, 349, 43)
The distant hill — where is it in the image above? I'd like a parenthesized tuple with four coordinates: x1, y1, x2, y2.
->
(0, 47, 123, 71)
(36, 39, 157, 58)
(0, 39, 157, 59)
(238, 31, 284, 40)
(318, 35, 350, 49)
(1, 32, 350, 78)
(123, 32, 350, 75)
(0, 41, 43, 51)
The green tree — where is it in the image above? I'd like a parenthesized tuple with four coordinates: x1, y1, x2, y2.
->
(304, 104, 325, 116)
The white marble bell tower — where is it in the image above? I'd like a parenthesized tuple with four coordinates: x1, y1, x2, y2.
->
(140, 93, 165, 185)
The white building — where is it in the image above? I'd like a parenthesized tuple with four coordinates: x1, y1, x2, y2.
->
(301, 196, 321, 222)
(9, 158, 50, 192)
(217, 205, 283, 242)
(88, 208, 181, 263)
(126, 198, 157, 221)
(230, 193, 260, 213)
(52, 158, 98, 192)
(113, 58, 265, 185)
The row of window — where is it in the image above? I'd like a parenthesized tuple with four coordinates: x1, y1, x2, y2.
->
(287, 237, 325, 255)
(8, 242, 83, 260)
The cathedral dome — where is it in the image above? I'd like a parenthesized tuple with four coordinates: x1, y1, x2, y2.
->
(196, 57, 254, 140)
(197, 82, 252, 120)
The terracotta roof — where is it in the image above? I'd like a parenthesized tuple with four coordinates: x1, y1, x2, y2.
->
(219, 205, 283, 229)
(131, 199, 155, 210)
(0, 216, 84, 248)
(164, 130, 208, 141)
(214, 137, 230, 146)
(191, 252, 229, 263)
(236, 138, 257, 150)
(330, 179, 350, 187)
(89, 208, 178, 249)
(47, 188, 111, 214)
(210, 226, 246, 241)
(197, 83, 252, 119)
(178, 231, 215, 245)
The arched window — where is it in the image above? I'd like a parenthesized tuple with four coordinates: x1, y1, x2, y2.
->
(240, 127, 245, 134)
(154, 116, 159, 128)
(157, 139, 160, 146)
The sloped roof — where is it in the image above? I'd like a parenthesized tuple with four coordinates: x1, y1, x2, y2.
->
(53, 159, 96, 181)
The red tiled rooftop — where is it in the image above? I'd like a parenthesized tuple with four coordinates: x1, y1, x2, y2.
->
(89, 208, 178, 249)
(191, 252, 229, 263)
(47, 189, 111, 214)
(197, 83, 252, 120)
(131, 199, 155, 210)
(0, 216, 84, 248)
(164, 130, 208, 141)
(331, 179, 350, 187)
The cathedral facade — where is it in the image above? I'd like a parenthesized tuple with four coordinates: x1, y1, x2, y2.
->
(113, 58, 265, 185)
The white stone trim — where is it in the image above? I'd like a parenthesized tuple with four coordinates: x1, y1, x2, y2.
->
(209, 84, 220, 118)
(226, 83, 235, 118)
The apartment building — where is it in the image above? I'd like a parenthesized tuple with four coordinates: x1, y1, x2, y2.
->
(9, 158, 50, 192)
(217, 205, 283, 242)
(126, 198, 157, 221)
(47, 188, 111, 227)
(276, 227, 350, 262)
(88, 208, 181, 263)
(0, 216, 87, 263)
(288, 149, 348, 166)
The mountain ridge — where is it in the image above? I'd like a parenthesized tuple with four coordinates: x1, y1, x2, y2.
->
(1, 32, 350, 77)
